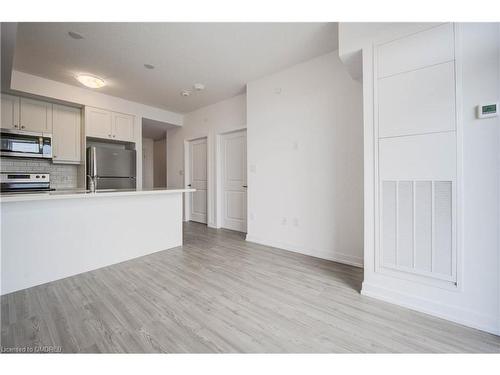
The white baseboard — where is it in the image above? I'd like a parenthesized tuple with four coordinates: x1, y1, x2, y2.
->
(245, 235, 363, 268)
(362, 281, 500, 336)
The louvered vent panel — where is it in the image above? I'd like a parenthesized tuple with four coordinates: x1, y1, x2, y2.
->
(433, 181, 453, 276)
(380, 180, 454, 282)
(414, 181, 433, 272)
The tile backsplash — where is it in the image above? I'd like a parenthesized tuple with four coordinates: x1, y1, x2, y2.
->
(0, 158, 79, 189)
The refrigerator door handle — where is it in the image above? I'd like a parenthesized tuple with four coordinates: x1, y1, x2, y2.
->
(92, 147, 97, 177)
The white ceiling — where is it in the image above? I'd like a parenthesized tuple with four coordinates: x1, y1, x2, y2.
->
(13, 23, 338, 113)
(142, 118, 175, 140)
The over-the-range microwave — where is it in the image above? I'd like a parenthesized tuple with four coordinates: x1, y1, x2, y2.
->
(0, 129, 52, 159)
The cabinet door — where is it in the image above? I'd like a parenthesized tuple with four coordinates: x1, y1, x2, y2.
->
(1, 94, 20, 130)
(52, 104, 81, 164)
(85, 107, 112, 139)
(112, 112, 135, 142)
(20, 98, 52, 133)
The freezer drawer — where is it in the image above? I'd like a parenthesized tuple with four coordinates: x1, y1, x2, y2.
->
(95, 177, 136, 190)
(88, 147, 136, 178)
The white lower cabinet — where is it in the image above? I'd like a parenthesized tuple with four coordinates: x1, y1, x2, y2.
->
(52, 104, 82, 164)
(85, 106, 135, 142)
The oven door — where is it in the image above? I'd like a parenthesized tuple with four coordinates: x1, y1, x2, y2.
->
(0, 130, 52, 158)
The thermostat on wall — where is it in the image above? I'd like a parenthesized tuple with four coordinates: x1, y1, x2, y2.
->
(476, 103, 498, 119)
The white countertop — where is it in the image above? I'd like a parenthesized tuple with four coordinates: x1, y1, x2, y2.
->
(0, 188, 195, 203)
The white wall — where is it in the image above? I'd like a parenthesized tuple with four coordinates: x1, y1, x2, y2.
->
(167, 94, 246, 227)
(142, 137, 154, 188)
(246, 51, 364, 267)
(154, 138, 167, 188)
(341, 22, 500, 334)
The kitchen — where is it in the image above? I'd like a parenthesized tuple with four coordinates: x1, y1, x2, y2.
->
(0, 92, 194, 295)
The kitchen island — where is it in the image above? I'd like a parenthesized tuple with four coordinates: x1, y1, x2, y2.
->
(0, 188, 194, 295)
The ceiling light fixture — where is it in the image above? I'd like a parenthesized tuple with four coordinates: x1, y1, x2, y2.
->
(193, 83, 205, 91)
(144, 64, 155, 70)
(75, 74, 106, 89)
(68, 31, 84, 40)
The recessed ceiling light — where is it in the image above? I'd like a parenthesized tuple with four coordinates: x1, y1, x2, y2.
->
(180, 90, 191, 97)
(75, 74, 106, 89)
(193, 83, 205, 91)
(68, 31, 84, 40)
(144, 64, 155, 70)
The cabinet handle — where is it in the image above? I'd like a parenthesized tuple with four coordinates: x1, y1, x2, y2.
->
(14, 124, 18, 128)
(108, 134, 112, 138)
(21, 125, 25, 129)
(113, 135, 116, 138)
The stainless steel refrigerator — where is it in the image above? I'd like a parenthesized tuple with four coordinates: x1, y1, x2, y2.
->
(87, 146, 137, 190)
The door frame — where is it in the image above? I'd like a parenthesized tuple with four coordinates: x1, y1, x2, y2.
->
(184, 135, 209, 223)
(215, 128, 247, 229)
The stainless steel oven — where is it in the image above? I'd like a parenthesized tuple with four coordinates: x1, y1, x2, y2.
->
(0, 173, 53, 192)
(0, 129, 52, 159)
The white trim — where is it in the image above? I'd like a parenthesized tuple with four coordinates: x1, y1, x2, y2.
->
(183, 135, 209, 223)
(246, 235, 364, 268)
(361, 281, 500, 336)
(453, 22, 465, 291)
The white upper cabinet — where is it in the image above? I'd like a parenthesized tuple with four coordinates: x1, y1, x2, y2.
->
(19, 98, 53, 133)
(85, 106, 135, 142)
(52, 104, 82, 164)
(112, 112, 134, 142)
(1, 94, 20, 130)
(85, 107, 113, 139)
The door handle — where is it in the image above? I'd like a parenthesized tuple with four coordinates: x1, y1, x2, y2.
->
(242, 185, 248, 188)
(187, 184, 192, 187)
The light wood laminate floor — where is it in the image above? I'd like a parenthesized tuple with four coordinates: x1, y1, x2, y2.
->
(1, 222, 499, 353)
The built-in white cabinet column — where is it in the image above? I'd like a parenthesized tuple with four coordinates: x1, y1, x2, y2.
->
(52, 104, 82, 164)
(1, 94, 20, 130)
(19, 97, 53, 133)
(374, 23, 459, 287)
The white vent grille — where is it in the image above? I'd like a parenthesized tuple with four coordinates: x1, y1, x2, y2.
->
(380, 180, 455, 281)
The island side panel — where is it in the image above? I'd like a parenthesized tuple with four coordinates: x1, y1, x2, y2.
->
(1, 193, 183, 295)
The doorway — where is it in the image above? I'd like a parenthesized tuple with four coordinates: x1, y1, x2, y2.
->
(219, 129, 247, 232)
(142, 118, 171, 189)
(186, 137, 208, 224)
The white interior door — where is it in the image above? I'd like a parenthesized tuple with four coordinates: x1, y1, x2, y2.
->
(188, 138, 208, 224)
(221, 130, 247, 232)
